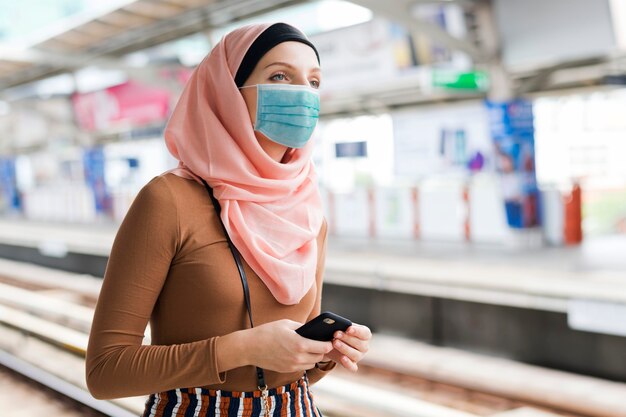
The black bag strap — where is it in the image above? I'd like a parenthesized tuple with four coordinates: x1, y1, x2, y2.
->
(200, 179, 267, 390)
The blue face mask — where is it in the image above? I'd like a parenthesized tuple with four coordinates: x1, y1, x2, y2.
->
(240, 84, 320, 149)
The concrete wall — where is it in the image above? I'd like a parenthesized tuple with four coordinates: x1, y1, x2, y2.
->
(322, 284, 626, 382)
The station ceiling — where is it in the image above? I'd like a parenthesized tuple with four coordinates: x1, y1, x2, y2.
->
(0, 0, 622, 107)
(0, 0, 305, 90)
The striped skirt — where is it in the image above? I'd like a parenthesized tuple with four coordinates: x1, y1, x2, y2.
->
(141, 373, 322, 417)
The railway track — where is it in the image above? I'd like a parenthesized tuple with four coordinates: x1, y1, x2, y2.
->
(0, 362, 107, 417)
(0, 261, 625, 417)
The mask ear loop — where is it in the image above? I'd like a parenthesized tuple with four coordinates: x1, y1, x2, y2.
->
(237, 84, 260, 130)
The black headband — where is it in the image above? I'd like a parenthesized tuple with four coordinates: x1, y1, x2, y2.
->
(235, 23, 320, 88)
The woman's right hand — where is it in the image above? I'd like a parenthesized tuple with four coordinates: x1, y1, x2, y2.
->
(244, 319, 333, 373)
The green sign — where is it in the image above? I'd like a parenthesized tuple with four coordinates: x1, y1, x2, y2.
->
(432, 70, 489, 91)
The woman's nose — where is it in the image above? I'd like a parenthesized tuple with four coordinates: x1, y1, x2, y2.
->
(292, 74, 310, 86)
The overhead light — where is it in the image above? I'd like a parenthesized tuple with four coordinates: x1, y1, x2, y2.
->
(125, 52, 150, 68)
(34, 74, 76, 97)
(74, 66, 128, 93)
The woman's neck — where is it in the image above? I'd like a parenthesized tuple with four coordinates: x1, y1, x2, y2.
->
(256, 132, 290, 163)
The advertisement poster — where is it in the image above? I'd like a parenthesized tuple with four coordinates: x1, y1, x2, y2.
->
(83, 147, 111, 215)
(0, 157, 21, 212)
(72, 81, 171, 132)
(392, 102, 492, 180)
(486, 99, 539, 228)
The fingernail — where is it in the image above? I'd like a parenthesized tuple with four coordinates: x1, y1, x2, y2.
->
(336, 332, 343, 339)
(335, 340, 342, 348)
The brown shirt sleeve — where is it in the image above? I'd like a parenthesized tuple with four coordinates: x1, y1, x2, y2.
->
(85, 176, 225, 400)
(304, 217, 338, 385)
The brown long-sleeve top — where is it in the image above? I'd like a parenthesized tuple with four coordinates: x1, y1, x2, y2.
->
(85, 172, 335, 400)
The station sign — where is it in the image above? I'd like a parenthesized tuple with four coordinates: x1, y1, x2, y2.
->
(432, 70, 489, 91)
(335, 141, 368, 158)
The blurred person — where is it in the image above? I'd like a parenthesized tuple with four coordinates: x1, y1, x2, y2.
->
(85, 22, 371, 417)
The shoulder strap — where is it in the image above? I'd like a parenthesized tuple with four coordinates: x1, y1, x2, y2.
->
(200, 179, 267, 389)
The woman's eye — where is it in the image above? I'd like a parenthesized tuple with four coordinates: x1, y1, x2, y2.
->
(310, 80, 320, 89)
(270, 73, 287, 81)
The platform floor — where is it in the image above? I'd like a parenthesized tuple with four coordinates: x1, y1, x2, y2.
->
(2, 217, 625, 269)
(328, 232, 626, 273)
(0, 218, 625, 311)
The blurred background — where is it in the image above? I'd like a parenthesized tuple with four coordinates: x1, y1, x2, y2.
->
(0, 1, 625, 416)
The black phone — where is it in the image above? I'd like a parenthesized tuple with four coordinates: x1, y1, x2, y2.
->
(296, 311, 352, 341)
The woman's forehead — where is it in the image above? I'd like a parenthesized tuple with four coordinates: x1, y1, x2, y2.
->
(258, 42, 320, 70)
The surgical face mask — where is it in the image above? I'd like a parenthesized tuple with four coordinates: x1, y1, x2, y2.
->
(239, 83, 320, 149)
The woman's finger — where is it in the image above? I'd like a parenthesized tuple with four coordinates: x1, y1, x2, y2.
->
(340, 354, 358, 372)
(333, 338, 363, 363)
(326, 349, 358, 372)
(345, 323, 372, 340)
(334, 331, 369, 353)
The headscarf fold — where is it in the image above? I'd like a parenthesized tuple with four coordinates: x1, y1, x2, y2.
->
(162, 23, 324, 305)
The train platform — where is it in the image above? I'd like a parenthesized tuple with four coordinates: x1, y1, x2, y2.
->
(0, 218, 624, 311)
(325, 233, 626, 309)
(0, 218, 625, 381)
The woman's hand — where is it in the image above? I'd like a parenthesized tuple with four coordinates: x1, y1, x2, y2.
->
(244, 319, 333, 373)
(321, 323, 371, 372)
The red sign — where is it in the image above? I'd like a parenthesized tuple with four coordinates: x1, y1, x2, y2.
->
(72, 81, 171, 131)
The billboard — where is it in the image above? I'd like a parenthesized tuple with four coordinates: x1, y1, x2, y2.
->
(72, 81, 171, 132)
(486, 99, 539, 229)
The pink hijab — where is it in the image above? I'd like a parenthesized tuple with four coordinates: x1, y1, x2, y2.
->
(162, 23, 324, 305)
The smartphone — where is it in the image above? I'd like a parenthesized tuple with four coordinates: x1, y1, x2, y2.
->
(296, 311, 352, 341)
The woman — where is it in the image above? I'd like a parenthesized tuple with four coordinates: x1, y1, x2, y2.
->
(85, 22, 371, 417)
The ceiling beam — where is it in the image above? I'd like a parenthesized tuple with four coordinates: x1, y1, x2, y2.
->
(0, 47, 125, 69)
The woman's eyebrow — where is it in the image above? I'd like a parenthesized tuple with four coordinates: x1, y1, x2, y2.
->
(264, 61, 321, 72)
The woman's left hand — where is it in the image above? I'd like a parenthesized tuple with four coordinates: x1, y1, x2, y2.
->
(321, 323, 371, 372)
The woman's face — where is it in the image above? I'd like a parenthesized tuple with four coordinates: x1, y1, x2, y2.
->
(240, 41, 321, 162)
